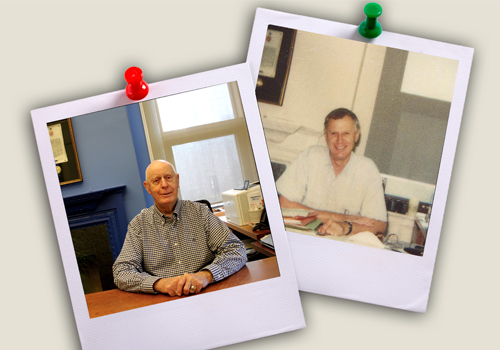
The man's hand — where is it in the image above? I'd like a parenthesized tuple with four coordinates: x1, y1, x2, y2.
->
(179, 270, 212, 295)
(317, 218, 386, 237)
(317, 220, 348, 236)
(153, 270, 213, 296)
(312, 211, 375, 227)
(153, 276, 184, 296)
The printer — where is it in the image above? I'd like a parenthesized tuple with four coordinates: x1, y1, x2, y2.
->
(222, 182, 263, 226)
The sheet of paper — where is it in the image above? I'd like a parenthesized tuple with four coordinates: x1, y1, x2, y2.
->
(247, 8, 473, 312)
(48, 123, 68, 164)
(31, 63, 305, 349)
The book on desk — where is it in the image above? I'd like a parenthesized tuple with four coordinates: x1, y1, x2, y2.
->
(281, 208, 323, 231)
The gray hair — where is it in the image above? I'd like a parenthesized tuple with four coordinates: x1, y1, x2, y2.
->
(323, 108, 360, 132)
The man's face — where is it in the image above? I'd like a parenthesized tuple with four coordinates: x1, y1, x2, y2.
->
(324, 116, 360, 163)
(143, 161, 180, 210)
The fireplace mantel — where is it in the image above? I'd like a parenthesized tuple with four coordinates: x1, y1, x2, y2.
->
(63, 185, 127, 261)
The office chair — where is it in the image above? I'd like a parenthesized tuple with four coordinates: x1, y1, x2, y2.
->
(195, 199, 213, 212)
(271, 162, 287, 181)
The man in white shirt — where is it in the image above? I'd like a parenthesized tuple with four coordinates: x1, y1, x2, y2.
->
(276, 108, 387, 238)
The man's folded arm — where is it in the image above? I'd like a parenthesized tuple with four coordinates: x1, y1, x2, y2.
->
(279, 194, 314, 211)
(279, 194, 346, 221)
(340, 219, 387, 236)
(113, 260, 161, 294)
(279, 194, 387, 236)
(112, 225, 160, 294)
(203, 210, 248, 282)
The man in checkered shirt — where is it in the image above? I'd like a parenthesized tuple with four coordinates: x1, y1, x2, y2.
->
(113, 160, 247, 296)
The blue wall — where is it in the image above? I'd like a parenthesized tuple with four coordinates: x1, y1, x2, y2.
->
(61, 106, 148, 223)
(125, 104, 154, 208)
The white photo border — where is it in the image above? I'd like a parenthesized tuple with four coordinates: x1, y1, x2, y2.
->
(32, 63, 305, 349)
(247, 8, 474, 312)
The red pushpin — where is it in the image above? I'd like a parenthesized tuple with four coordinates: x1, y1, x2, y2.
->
(125, 67, 149, 100)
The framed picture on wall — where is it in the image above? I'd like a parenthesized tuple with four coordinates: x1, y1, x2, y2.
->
(256, 25, 296, 105)
(47, 118, 82, 185)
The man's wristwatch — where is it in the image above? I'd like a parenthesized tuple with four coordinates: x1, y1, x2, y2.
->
(344, 221, 353, 235)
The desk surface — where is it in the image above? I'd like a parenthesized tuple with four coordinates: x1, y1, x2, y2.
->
(251, 241, 275, 257)
(219, 215, 270, 241)
(286, 225, 388, 249)
(85, 256, 280, 318)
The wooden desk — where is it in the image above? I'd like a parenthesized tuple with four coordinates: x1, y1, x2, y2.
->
(251, 241, 275, 257)
(85, 257, 280, 318)
(218, 215, 270, 241)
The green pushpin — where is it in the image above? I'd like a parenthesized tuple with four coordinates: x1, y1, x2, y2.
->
(358, 3, 383, 39)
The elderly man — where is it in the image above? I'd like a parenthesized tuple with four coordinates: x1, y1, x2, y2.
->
(277, 108, 387, 237)
(113, 160, 247, 296)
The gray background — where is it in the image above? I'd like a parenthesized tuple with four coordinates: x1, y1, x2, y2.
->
(2, 0, 497, 349)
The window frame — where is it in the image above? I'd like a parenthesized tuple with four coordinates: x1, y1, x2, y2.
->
(140, 82, 258, 203)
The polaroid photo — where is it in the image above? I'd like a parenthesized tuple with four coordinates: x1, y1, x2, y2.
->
(247, 8, 473, 312)
(32, 63, 305, 349)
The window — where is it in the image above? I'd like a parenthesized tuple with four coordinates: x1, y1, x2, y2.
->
(157, 84, 235, 132)
(140, 82, 258, 204)
(171, 135, 244, 203)
(365, 49, 456, 185)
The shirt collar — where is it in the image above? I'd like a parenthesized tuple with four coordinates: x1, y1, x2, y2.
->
(324, 149, 359, 178)
(153, 199, 182, 221)
(341, 152, 360, 177)
(171, 199, 182, 219)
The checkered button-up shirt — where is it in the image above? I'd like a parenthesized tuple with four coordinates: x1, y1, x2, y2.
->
(113, 200, 247, 293)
